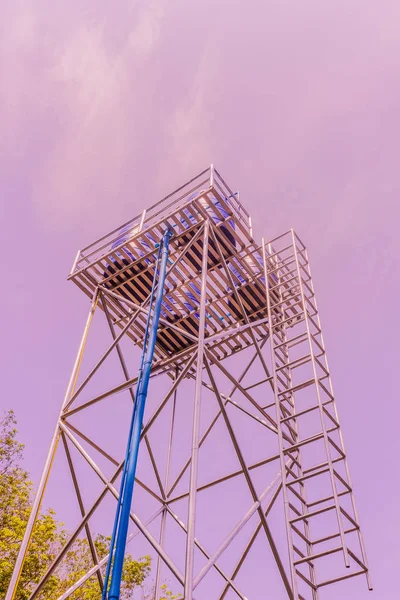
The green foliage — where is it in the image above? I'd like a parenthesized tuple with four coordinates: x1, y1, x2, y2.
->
(52, 536, 152, 600)
(140, 582, 182, 600)
(0, 411, 61, 600)
(0, 410, 24, 474)
(0, 411, 180, 600)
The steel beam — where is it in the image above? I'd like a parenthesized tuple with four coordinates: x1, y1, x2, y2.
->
(5, 291, 99, 600)
(184, 220, 209, 600)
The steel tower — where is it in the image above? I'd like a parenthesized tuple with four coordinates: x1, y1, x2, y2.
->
(7, 166, 371, 600)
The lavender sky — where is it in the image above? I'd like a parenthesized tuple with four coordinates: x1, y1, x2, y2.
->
(1, 1, 399, 598)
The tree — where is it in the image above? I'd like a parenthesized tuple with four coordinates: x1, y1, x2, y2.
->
(51, 535, 152, 600)
(0, 411, 180, 600)
(141, 583, 182, 600)
(0, 410, 61, 599)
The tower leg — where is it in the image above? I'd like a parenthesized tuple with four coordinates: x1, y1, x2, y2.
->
(5, 292, 99, 600)
(184, 220, 209, 600)
(155, 369, 178, 600)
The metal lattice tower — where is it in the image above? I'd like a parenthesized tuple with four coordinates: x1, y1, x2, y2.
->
(7, 166, 372, 600)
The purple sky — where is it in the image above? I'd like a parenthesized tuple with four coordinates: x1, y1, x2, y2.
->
(1, 1, 399, 598)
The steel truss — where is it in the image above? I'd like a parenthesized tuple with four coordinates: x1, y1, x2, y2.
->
(6, 168, 371, 600)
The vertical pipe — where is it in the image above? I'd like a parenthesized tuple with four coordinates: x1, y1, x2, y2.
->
(291, 230, 350, 569)
(155, 368, 179, 600)
(102, 247, 163, 600)
(262, 239, 297, 600)
(70, 249, 81, 276)
(5, 291, 99, 600)
(270, 238, 318, 598)
(139, 209, 146, 232)
(108, 229, 172, 600)
(61, 433, 104, 591)
(184, 220, 209, 600)
(303, 246, 372, 590)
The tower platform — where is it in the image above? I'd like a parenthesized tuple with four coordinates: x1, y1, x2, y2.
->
(69, 166, 301, 369)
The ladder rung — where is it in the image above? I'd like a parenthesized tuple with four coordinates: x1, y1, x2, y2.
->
(291, 524, 312, 545)
(310, 331, 325, 354)
(340, 507, 359, 529)
(283, 432, 324, 454)
(278, 378, 315, 396)
(272, 313, 305, 331)
(280, 403, 319, 423)
(279, 395, 295, 410)
(313, 526, 358, 545)
(328, 436, 345, 459)
(273, 345, 290, 362)
(265, 242, 295, 261)
(302, 278, 315, 299)
(348, 548, 369, 571)
(303, 460, 330, 475)
(333, 469, 352, 491)
(244, 375, 273, 391)
(288, 484, 307, 505)
(318, 379, 335, 401)
(307, 489, 351, 509)
(307, 313, 322, 334)
(271, 289, 301, 310)
(314, 354, 329, 377)
(276, 353, 311, 372)
(289, 502, 304, 517)
(327, 424, 340, 433)
(276, 371, 291, 389)
(317, 569, 367, 588)
(269, 272, 299, 292)
(289, 503, 335, 524)
(280, 397, 335, 425)
(302, 454, 344, 476)
(274, 331, 308, 350)
(322, 397, 334, 407)
(286, 466, 330, 487)
(286, 464, 299, 480)
(262, 401, 276, 410)
(304, 294, 317, 315)
(279, 414, 297, 439)
(295, 570, 317, 592)
(293, 544, 311, 560)
(294, 545, 342, 566)
(267, 257, 296, 276)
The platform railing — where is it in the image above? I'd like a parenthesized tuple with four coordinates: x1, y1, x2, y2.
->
(70, 166, 253, 277)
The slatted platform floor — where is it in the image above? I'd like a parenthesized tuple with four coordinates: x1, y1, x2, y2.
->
(68, 167, 302, 368)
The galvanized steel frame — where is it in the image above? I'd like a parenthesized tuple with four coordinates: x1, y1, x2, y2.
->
(6, 169, 371, 600)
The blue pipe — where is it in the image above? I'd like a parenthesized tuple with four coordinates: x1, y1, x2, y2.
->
(102, 245, 163, 600)
(107, 229, 172, 600)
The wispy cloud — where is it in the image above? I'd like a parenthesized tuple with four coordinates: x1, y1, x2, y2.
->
(2, 0, 399, 245)
(0, 1, 172, 229)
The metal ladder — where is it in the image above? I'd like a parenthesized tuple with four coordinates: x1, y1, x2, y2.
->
(263, 230, 371, 599)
